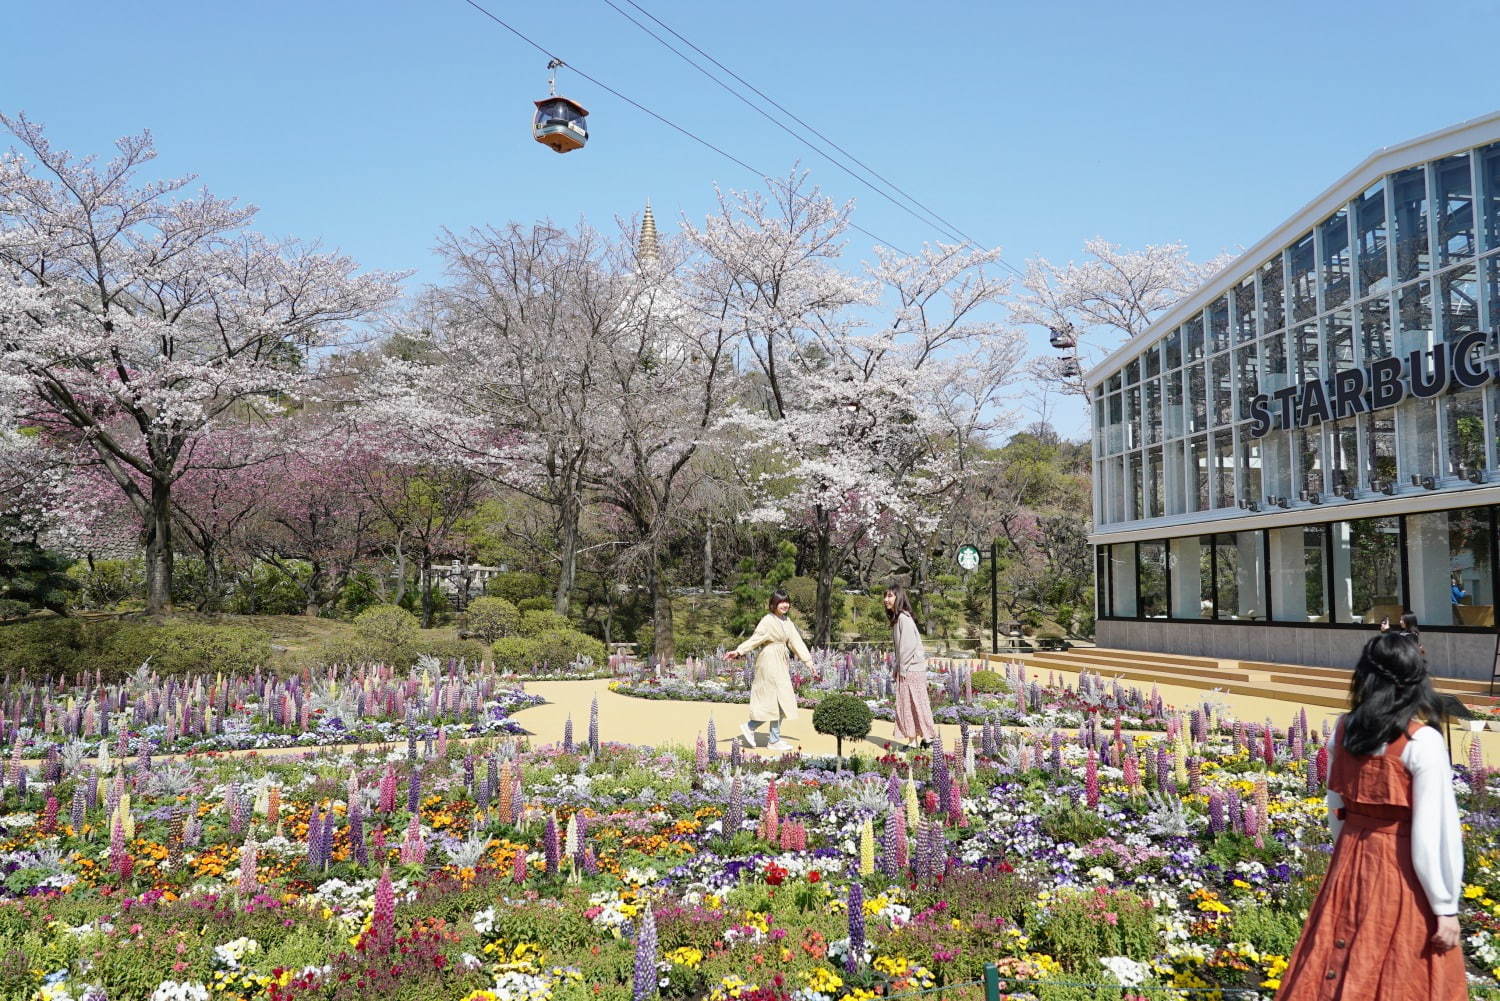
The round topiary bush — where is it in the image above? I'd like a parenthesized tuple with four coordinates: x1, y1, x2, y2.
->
(812, 693, 874, 759)
(492, 636, 542, 674)
(354, 604, 420, 650)
(971, 669, 1007, 694)
(466, 596, 521, 643)
(530, 628, 606, 670)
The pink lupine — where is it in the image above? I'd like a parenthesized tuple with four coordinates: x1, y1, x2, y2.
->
(237, 835, 259, 897)
(1261, 723, 1275, 766)
(1470, 738, 1488, 797)
(370, 865, 396, 949)
(1315, 745, 1329, 785)
(1122, 750, 1139, 791)
(1085, 750, 1099, 809)
(400, 813, 427, 865)
(512, 845, 528, 884)
(378, 765, 397, 814)
(695, 735, 708, 774)
(759, 782, 779, 843)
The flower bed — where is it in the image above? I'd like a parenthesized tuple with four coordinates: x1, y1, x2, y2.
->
(1, 679, 1498, 1001)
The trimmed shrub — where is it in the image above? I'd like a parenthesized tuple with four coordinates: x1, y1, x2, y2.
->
(484, 571, 547, 605)
(516, 597, 553, 614)
(466, 596, 520, 643)
(66, 559, 144, 610)
(491, 636, 541, 674)
(530, 628, 605, 669)
(98, 622, 271, 678)
(354, 605, 420, 651)
(812, 693, 873, 758)
(413, 636, 489, 666)
(971, 669, 1007, 693)
(518, 609, 570, 636)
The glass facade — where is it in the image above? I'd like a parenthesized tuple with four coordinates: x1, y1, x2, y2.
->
(1091, 126, 1500, 637)
(1093, 141, 1500, 527)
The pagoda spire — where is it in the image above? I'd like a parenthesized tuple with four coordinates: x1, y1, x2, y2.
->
(639, 199, 660, 265)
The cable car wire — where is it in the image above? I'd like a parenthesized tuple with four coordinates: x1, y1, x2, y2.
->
(459, 0, 910, 254)
(612, 0, 1014, 268)
(599, 0, 972, 247)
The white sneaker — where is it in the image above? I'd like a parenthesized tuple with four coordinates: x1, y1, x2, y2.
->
(766, 740, 796, 753)
(740, 722, 757, 747)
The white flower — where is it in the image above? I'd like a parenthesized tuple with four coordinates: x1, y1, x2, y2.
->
(1098, 956, 1149, 987)
(473, 906, 498, 936)
(149, 982, 210, 1001)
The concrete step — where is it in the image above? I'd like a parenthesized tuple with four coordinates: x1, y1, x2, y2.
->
(1037, 648, 1223, 671)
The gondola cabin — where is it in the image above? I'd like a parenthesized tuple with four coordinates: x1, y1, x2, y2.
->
(534, 97, 589, 153)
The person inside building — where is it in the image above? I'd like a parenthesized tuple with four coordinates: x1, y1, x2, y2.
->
(1451, 576, 1470, 605)
(725, 589, 809, 753)
(1276, 632, 1468, 1000)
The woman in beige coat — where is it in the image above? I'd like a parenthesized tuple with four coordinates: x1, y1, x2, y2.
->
(726, 589, 811, 752)
(887, 584, 939, 749)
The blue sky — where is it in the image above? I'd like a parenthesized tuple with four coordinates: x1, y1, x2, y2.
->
(6, 0, 1499, 435)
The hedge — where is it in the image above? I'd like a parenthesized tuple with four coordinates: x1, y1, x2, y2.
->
(0, 618, 271, 680)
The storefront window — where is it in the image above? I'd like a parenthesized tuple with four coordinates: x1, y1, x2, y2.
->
(1237, 426, 1262, 504)
(1358, 295, 1392, 362)
(1139, 541, 1168, 618)
(1185, 317, 1205, 363)
(1127, 451, 1143, 521)
(1447, 390, 1487, 476)
(1144, 377, 1162, 445)
(1169, 536, 1212, 619)
(1481, 143, 1500, 253)
(1392, 166, 1430, 283)
(1126, 385, 1141, 450)
(1366, 412, 1397, 485)
(1406, 508, 1494, 628)
(1342, 517, 1403, 625)
(1110, 544, 1137, 617)
(1325, 307, 1354, 369)
(1189, 434, 1210, 511)
(1298, 428, 1324, 498)
(1260, 257, 1285, 333)
(1145, 445, 1164, 518)
(1210, 353, 1232, 427)
(1437, 153, 1476, 265)
(1188, 363, 1208, 433)
(1289, 231, 1317, 321)
(1213, 432, 1234, 508)
(1356, 181, 1390, 296)
(1330, 421, 1359, 493)
(1397, 397, 1438, 482)
(1165, 370, 1185, 439)
(1214, 531, 1265, 620)
(1270, 525, 1328, 622)
(1321, 209, 1352, 309)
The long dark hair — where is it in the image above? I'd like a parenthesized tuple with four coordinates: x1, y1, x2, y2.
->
(1343, 632, 1467, 755)
(767, 589, 790, 614)
(885, 584, 917, 627)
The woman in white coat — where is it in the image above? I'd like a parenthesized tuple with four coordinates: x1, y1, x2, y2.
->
(726, 589, 811, 752)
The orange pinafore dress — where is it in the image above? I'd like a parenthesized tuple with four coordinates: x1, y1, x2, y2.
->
(1276, 718, 1466, 1000)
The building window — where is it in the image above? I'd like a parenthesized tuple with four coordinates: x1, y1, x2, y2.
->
(1392, 166, 1430, 283)
(1406, 507, 1495, 628)
(1210, 353, 1233, 427)
(1189, 434, 1210, 511)
(1209, 297, 1230, 354)
(1338, 516, 1403, 625)
(1358, 295, 1392, 363)
(1169, 536, 1212, 619)
(1356, 180, 1390, 297)
(1145, 445, 1164, 518)
(1213, 432, 1235, 508)
(1237, 425, 1262, 504)
(1330, 421, 1359, 493)
(1234, 279, 1257, 342)
(1096, 547, 1109, 620)
(1234, 341, 1258, 420)
(1441, 264, 1479, 341)
(1144, 377, 1162, 445)
(1270, 524, 1329, 623)
(1110, 544, 1137, 617)
(1188, 362, 1208, 433)
(1214, 531, 1266, 620)
(1165, 370, 1185, 439)
(1321, 209, 1352, 309)
(1139, 541, 1168, 618)
(1325, 307, 1354, 369)
(1289, 231, 1317, 321)
(1365, 412, 1397, 486)
(1185, 316, 1205, 364)
(1260, 257, 1285, 333)
(1398, 397, 1439, 483)
(1297, 427, 1324, 498)
(1437, 153, 1475, 265)
(1446, 389, 1486, 477)
(1479, 143, 1500, 253)
(1128, 451, 1144, 521)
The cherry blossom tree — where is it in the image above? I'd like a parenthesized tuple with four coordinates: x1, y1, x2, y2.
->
(0, 114, 402, 612)
(1011, 237, 1234, 395)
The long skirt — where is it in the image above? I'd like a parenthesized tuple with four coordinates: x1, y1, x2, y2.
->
(1276, 813, 1465, 1000)
(893, 669, 939, 741)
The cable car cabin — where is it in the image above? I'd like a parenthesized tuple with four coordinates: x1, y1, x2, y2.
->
(533, 97, 589, 153)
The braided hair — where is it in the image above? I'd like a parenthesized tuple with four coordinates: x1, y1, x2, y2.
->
(1343, 632, 1468, 755)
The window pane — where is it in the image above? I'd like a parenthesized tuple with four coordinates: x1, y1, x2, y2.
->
(1396, 279, 1433, 357)
(1321, 209, 1352, 309)
(1480, 143, 1500, 253)
(1127, 451, 1143, 520)
(1289, 231, 1317, 321)
(1189, 434, 1209, 511)
(1234, 280, 1257, 342)
(1271, 524, 1328, 622)
(1260, 257, 1285, 332)
(1437, 153, 1475, 264)
(1346, 517, 1403, 625)
(1126, 385, 1142, 450)
(1096, 547, 1109, 619)
(1235, 342, 1259, 421)
(1209, 297, 1231, 354)
(1166, 371, 1185, 439)
(1169, 536, 1211, 619)
(1125, 358, 1140, 385)
(1330, 420, 1359, 493)
(1294, 322, 1320, 383)
(1365, 411, 1397, 486)
(1107, 393, 1123, 454)
(1210, 352, 1233, 427)
(1164, 440, 1185, 516)
(1188, 363, 1207, 433)
(1213, 431, 1234, 508)
(1325, 307, 1355, 369)
(1398, 397, 1438, 482)
(1392, 166, 1430, 283)
(1165, 329, 1182, 369)
(1110, 544, 1137, 617)
(1358, 296, 1392, 363)
(1215, 531, 1265, 620)
(1145, 445, 1164, 518)
(1237, 424, 1262, 503)
(1446, 389, 1486, 476)
(1139, 541, 1168, 618)
(1298, 427, 1323, 497)
(1407, 508, 1495, 629)
(1144, 377, 1162, 445)
(1145, 343, 1161, 380)
(1356, 181, 1389, 296)
(1440, 265, 1479, 341)
(1185, 317, 1205, 363)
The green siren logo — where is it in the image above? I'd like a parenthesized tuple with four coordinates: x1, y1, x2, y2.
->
(1247, 329, 1495, 438)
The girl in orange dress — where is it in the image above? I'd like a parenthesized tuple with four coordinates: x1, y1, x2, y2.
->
(1277, 632, 1469, 1000)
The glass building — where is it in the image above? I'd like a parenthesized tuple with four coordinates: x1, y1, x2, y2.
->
(1087, 113, 1500, 679)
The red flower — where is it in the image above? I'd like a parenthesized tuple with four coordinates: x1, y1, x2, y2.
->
(765, 862, 788, 886)
(807, 871, 821, 883)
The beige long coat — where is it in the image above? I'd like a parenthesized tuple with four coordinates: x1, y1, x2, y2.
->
(734, 613, 811, 721)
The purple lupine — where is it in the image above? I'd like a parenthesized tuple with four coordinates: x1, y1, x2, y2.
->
(881, 812, 900, 877)
(1208, 790, 1226, 835)
(563, 716, 574, 753)
(1155, 749, 1171, 791)
(350, 804, 369, 865)
(886, 771, 901, 806)
(320, 807, 336, 866)
(730, 738, 743, 770)
(1227, 786, 1244, 834)
(463, 754, 475, 791)
(305, 805, 324, 870)
(1049, 732, 1063, 773)
(846, 880, 865, 973)
(1469, 739, 1487, 796)
(1305, 749, 1320, 794)
(69, 782, 86, 834)
(407, 767, 421, 815)
(588, 696, 600, 756)
(706, 718, 718, 765)
(631, 897, 658, 1001)
(543, 813, 561, 874)
(1290, 727, 1304, 764)
(930, 742, 951, 809)
(1187, 756, 1202, 796)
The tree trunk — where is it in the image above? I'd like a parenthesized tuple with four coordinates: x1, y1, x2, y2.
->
(918, 547, 933, 628)
(304, 561, 325, 617)
(648, 551, 675, 666)
(554, 489, 581, 617)
(420, 550, 435, 628)
(143, 476, 174, 615)
(703, 523, 713, 594)
(813, 508, 834, 649)
(198, 545, 221, 613)
(392, 540, 407, 605)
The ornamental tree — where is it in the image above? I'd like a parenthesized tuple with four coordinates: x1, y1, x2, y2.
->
(0, 114, 402, 612)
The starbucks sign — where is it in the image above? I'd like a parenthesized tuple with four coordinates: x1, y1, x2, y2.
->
(1248, 330, 1494, 438)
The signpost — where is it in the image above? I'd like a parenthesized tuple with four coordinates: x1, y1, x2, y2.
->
(954, 543, 1000, 654)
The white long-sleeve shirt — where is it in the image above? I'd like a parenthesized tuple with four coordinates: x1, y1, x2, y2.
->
(1325, 723, 1464, 915)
